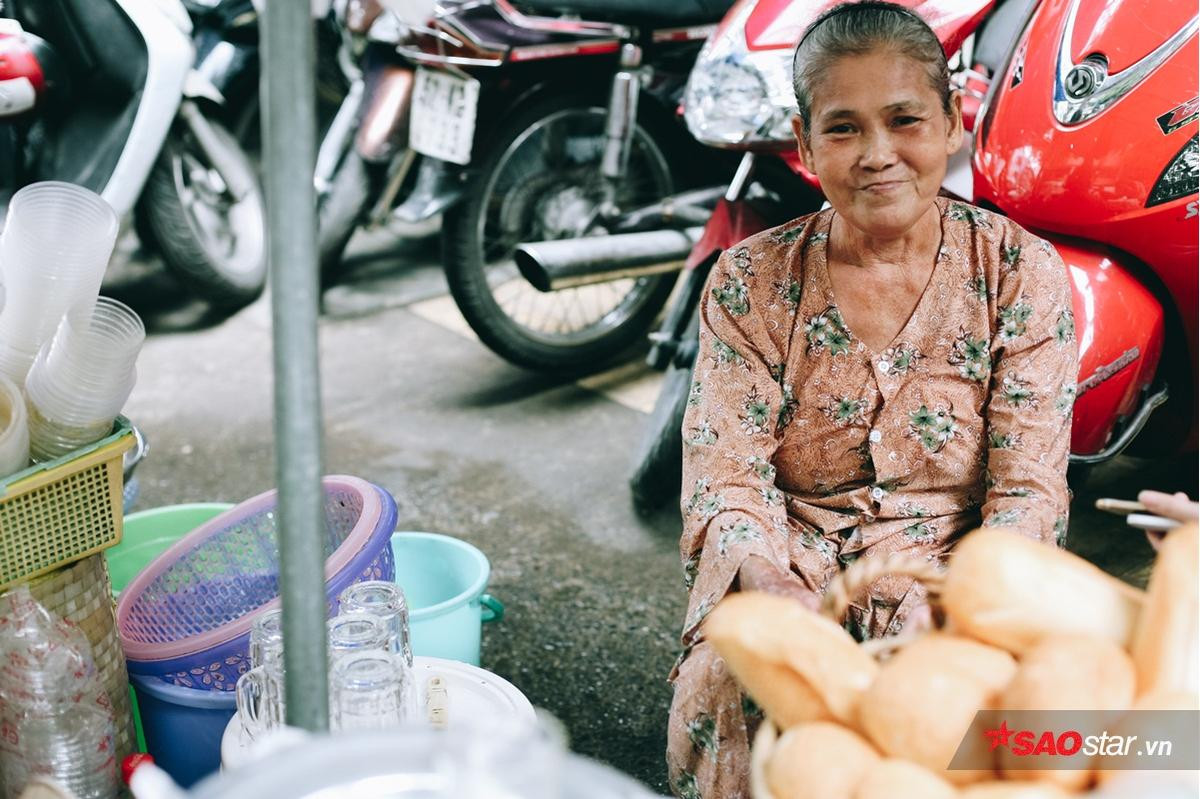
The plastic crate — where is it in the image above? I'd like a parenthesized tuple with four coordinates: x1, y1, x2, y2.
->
(0, 416, 135, 590)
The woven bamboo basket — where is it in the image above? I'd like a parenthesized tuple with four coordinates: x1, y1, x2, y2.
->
(26, 553, 136, 763)
(749, 552, 946, 798)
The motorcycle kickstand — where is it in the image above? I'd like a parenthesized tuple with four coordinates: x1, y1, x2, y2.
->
(366, 148, 419, 228)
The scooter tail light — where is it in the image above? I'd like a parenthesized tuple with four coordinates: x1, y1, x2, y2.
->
(1146, 134, 1199, 208)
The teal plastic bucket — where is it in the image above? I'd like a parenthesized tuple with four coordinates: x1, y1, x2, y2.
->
(390, 532, 503, 666)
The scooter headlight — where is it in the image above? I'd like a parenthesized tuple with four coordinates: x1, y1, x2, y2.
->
(683, 1, 797, 149)
(1146, 134, 1199, 207)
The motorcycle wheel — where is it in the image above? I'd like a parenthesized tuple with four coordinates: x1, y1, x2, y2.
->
(629, 352, 696, 516)
(316, 152, 443, 284)
(442, 93, 678, 373)
(137, 119, 266, 308)
(317, 147, 372, 281)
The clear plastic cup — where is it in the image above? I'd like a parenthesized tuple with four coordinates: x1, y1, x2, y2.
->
(0, 339, 41, 390)
(338, 581, 412, 666)
(24, 297, 143, 461)
(0, 182, 118, 383)
(34, 296, 144, 387)
(330, 651, 410, 733)
(0, 374, 29, 477)
(24, 405, 114, 463)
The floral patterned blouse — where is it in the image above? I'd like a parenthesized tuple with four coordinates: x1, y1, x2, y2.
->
(679, 197, 1078, 643)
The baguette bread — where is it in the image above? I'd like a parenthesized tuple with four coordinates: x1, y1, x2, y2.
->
(942, 528, 1145, 654)
(703, 591, 878, 728)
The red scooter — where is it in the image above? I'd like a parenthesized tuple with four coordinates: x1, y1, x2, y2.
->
(973, 0, 1198, 463)
(624, 0, 1198, 511)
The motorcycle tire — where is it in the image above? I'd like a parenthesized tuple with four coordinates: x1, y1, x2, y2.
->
(630, 355, 695, 516)
(137, 119, 266, 308)
(317, 147, 372, 282)
(442, 93, 680, 373)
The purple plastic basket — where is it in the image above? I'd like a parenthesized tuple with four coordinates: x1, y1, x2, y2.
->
(116, 476, 397, 690)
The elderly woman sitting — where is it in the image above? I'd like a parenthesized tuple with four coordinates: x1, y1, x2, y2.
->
(666, 2, 1079, 796)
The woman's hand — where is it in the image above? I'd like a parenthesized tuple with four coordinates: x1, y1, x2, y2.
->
(1137, 490, 1199, 551)
(902, 603, 934, 635)
(1138, 490, 1200, 523)
(737, 555, 821, 611)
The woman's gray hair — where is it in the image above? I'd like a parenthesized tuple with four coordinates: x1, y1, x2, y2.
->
(792, 1, 951, 139)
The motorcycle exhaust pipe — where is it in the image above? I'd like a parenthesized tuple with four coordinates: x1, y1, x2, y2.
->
(515, 227, 703, 292)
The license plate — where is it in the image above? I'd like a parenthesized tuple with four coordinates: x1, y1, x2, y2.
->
(409, 68, 480, 166)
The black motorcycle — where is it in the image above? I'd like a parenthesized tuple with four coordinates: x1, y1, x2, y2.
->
(317, 0, 737, 371)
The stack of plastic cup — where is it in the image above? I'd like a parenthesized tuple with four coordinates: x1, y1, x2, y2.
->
(0, 374, 29, 476)
(0, 182, 118, 386)
(24, 296, 144, 462)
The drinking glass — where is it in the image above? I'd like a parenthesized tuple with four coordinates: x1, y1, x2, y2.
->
(327, 611, 389, 661)
(338, 581, 412, 666)
(330, 651, 410, 732)
(250, 608, 284, 668)
(235, 651, 285, 741)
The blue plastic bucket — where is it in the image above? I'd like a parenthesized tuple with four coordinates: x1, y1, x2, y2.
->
(391, 532, 503, 666)
(129, 674, 236, 788)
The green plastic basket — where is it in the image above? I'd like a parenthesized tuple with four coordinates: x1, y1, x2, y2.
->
(0, 416, 135, 590)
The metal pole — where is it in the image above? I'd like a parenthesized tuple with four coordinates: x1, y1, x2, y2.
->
(261, 0, 328, 730)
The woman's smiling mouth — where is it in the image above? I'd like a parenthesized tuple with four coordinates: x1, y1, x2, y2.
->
(861, 180, 906, 193)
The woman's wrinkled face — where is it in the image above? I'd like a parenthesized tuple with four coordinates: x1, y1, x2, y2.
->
(794, 48, 963, 239)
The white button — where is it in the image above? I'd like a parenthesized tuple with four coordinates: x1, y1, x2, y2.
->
(869, 430, 882, 443)
(871, 487, 884, 501)
(878, 360, 890, 373)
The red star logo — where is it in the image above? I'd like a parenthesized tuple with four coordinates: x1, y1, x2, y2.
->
(985, 720, 1014, 751)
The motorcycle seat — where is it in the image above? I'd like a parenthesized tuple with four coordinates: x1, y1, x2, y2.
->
(512, 0, 734, 28)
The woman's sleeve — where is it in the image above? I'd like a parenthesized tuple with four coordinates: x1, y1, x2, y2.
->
(981, 232, 1079, 544)
(679, 248, 791, 644)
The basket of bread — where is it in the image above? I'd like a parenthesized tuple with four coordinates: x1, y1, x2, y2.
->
(702, 525, 1199, 799)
